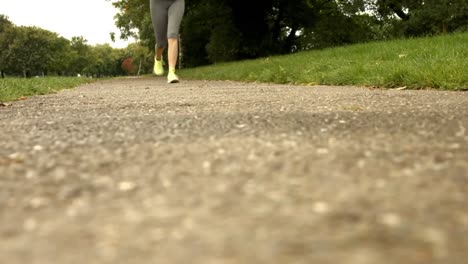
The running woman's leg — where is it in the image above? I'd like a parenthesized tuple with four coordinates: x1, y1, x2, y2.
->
(167, 0, 185, 70)
(150, 0, 169, 60)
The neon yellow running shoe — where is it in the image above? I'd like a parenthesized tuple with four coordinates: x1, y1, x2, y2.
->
(153, 58, 164, 76)
(167, 68, 179, 83)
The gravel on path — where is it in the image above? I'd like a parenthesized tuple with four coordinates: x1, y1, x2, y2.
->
(1, 77, 467, 264)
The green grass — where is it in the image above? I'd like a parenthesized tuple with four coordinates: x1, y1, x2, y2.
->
(181, 32, 468, 90)
(0, 77, 94, 102)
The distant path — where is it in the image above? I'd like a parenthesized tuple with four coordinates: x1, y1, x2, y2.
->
(1, 77, 467, 264)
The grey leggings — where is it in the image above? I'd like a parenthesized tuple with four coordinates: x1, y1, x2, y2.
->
(150, 0, 185, 49)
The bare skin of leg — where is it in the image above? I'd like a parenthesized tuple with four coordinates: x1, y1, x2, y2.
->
(167, 38, 178, 69)
(156, 47, 164, 61)
(155, 38, 178, 70)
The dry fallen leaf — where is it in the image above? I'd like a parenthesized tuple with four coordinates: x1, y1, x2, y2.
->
(119, 181, 137, 192)
(395, 86, 408, 90)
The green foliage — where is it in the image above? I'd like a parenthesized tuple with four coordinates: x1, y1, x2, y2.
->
(124, 43, 152, 75)
(0, 16, 151, 78)
(68, 36, 92, 75)
(206, 20, 241, 63)
(47, 37, 72, 75)
(110, 0, 154, 47)
(1, 26, 65, 77)
(375, 0, 468, 36)
(0, 14, 13, 33)
(110, 0, 468, 68)
(0, 77, 94, 102)
(181, 0, 241, 66)
(179, 1, 212, 67)
(301, 12, 379, 49)
(3, 0, 467, 75)
(86, 44, 125, 77)
(181, 32, 468, 90)
(0, 15, 14, 78)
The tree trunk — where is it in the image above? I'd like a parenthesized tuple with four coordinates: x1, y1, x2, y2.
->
(442, 22, 448, 33)
(283, 25, 298, 53)
(272, 2, 285, 53)
(1, 70, 4, 78)
(388, 3, 410, 21)
(137, 58, 142, 76)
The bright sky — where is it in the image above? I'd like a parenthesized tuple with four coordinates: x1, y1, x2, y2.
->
(0, 0, 134, 48)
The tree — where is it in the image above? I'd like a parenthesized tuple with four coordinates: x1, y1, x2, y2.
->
(121, 57, 134, 75)
(374, 0, 468, 36)
(68, 36, 92, 75)
(110, 0, 381, 67)
(0, 14, 13, 33)
(0, 15, 14, 78)
(268, 0, 317, 53)
(111, 0, 317, 65)
(1, 12, 139, 78)
(86, 44, 125, 77)
(110, 0, 154, 47)
(47, 36, 71, 76)
(408, 0, 468, 35)
(300, 0, 379, 49)
(2, 26, 64, 77)
(124, 42, 152, 75)
(110, 0, 467, 67)
(181, 0, 241, 66)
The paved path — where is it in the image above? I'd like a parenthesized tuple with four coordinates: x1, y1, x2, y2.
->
(1, 78, 468, 264)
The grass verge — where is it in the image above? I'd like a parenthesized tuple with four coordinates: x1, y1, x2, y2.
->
(181, 32, 468, 90)
(0, 77, 94, 102)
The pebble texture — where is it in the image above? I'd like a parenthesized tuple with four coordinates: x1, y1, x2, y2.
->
(1, 77, 468, 264)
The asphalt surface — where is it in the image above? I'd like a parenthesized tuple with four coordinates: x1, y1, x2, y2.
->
(1, 77, 468, 264)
